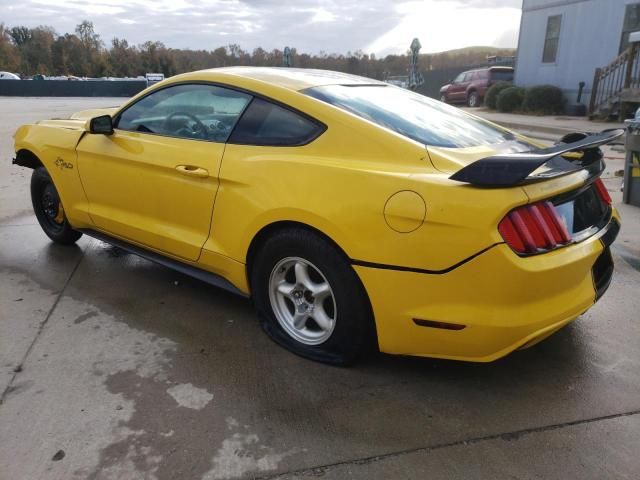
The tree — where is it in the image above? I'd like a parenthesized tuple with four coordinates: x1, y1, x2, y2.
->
(75, 20, 102, 50)
(0, 23, 20, 72)
(9, 26, 30, 46)
(108, 38, 138, 77)
(138, 41, 176, 76)
(12, 26, 56, 74)
(73, 20, 104, 76)
(0, 19, 517, 81)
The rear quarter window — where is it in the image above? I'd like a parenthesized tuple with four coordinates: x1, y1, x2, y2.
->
(490, 70, 514, 82)
(228, 97, 324, 146)
(304, 84, 517, 148)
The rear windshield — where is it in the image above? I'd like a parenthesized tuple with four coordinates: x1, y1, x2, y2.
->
(304, 84, 515, 148)
(490, 70, 514, 81)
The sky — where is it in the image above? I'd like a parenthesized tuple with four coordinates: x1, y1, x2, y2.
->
(0, 0, 522, 55)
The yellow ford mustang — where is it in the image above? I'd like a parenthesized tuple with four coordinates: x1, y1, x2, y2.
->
(13, 67, 622, 365)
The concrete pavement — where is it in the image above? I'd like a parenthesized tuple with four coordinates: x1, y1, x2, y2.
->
(1, 98, 640, 479)
(465, 107, 627, 142)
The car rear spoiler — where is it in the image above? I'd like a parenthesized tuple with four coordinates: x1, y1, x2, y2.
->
(449, 129, 625, 187)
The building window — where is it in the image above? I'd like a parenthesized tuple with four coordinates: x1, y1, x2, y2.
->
(620, 3, 640, 53)
(542, 15, 562, 63)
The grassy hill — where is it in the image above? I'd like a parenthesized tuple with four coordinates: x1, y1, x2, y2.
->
(426, 46, 517, 70)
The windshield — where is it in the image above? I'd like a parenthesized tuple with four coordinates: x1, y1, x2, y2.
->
(304, 84, 515, 148)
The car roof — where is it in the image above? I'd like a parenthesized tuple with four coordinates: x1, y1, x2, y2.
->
(462, 66, 513, 74)
(171, 67, 385, 92)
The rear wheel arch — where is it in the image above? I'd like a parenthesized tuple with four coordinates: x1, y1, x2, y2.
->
(14, 149, 44, 170)
(246, 221, 378, 364)
(246, 220, 351, 288)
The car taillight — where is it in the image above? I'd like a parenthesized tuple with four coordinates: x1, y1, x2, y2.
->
(498, 201, 571, 254)
(594, 177, 612, 204)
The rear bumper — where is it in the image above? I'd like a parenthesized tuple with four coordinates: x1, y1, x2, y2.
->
(356, 213, 620, 362)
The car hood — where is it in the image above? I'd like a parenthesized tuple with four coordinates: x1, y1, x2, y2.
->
(32, 106, 120, 131)
(69, 106, 119, 120)
(439, 84, 451, 92)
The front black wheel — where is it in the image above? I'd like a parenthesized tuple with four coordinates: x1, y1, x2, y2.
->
(31, 167, 82, 245)
(251, 228, 375, 365)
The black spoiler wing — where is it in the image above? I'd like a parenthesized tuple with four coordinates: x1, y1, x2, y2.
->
(449, 129, 625, 187)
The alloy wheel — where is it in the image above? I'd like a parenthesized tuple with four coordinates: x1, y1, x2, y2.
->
(268, 256, 337, 345)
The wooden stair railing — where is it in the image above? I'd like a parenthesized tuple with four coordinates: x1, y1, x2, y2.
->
(589, 43, 640, 117)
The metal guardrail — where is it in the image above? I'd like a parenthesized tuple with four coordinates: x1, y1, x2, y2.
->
(0, 80, 147, 97)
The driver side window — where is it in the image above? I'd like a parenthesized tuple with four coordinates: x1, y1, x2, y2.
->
(116, 84, 252, 142)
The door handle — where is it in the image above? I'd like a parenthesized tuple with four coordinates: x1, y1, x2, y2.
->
(175, 165, 209, 178)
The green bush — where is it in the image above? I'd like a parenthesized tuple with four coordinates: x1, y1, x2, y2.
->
(484, 81, 512, 109)
(496, 86, 525, 113)
(522, 85, 565, 114)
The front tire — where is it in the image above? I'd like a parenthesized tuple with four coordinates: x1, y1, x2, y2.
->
(31, 167, 82, 245)
(251, 228, 374, 365)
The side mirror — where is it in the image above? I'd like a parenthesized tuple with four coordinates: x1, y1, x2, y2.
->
(89, 115, 114, 135)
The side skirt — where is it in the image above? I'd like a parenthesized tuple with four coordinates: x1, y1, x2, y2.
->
(79, 229, 248, 298)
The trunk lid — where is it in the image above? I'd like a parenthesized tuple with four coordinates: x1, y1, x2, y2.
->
(444, 130, 622, 187)
(428, 138, 591, 199)
(427, 137, 538, 176)
(429, 130, 623, 248)
(429, 130, 623, 201)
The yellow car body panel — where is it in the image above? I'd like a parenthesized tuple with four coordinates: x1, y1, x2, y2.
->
(14, 123, 93, 227)
(13, 67, 619, 362)
(75, 130, 223, 261)
(358, 237, 604, 360)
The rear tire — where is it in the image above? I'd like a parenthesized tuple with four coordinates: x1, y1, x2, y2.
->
(251, 228, 374, 365)
(467, 90, 479, 107)
(31, 167, 82, 245)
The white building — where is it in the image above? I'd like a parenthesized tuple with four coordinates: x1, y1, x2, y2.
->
(515, 0, 640, 106)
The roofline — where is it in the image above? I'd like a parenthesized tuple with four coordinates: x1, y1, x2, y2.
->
(170, 67, 387, 92)
(522, 0, 591, 13)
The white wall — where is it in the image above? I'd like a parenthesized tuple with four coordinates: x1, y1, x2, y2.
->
(515, 0, 639, 103)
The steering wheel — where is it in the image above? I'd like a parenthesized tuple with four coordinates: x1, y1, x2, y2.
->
(163, 112, 208, 140)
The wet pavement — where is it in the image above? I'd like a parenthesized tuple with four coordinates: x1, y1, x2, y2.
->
(1, 98, 640, 479)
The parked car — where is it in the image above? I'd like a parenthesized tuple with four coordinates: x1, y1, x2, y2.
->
(440, 66, 514, 107)
(385, 75, 409, 88)
(0, 71, 20, 80)
(12, 67, 621, 365)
